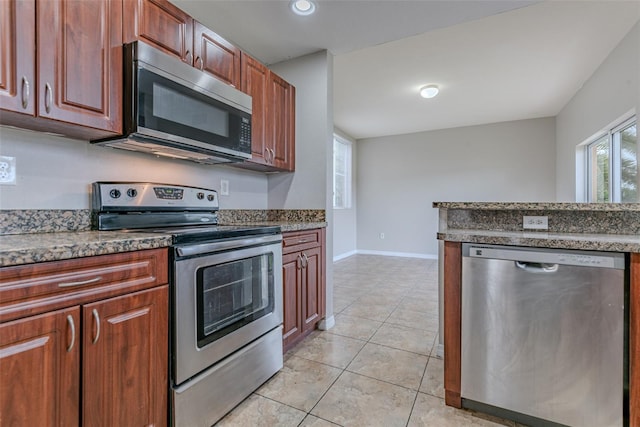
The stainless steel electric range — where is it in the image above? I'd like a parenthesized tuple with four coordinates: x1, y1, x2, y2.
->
(92, 182, 283, 427)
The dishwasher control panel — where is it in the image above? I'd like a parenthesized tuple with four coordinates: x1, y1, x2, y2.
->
(466, 245, 625, 269)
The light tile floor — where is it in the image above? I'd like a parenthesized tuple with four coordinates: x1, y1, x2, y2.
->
(216, 255, 517, 427)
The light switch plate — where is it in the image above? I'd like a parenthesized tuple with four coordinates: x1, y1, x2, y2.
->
(220, 179, 229, 196)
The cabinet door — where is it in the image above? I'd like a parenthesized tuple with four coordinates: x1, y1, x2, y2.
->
(82, 286, 168, 427)
(0, 0, 35, 115)
(269, 72, 296, 171)
(282, 252, 303, 349)
(0, 307, 80, 426)
(194, 21, 241, 87)
(123, 0, 194, 64)
(302, 246, 322, 332)
(36, 0, 122, 134)
(241, 53, 269, 166)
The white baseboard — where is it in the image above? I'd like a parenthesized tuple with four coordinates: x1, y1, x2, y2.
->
(435, 343, 444, 359)
(333, 250, 358, 262)
(317, 315, 335, 330)
(355, 249, 438, 260)
(333, 249, 438, 262)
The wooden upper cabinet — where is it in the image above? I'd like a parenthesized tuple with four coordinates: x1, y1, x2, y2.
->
(194, 21, 241, 87)
(239, 55, 296, 172)
(123, 0, 194, 64)
(0, 0, 122, 137)
(36, 0, 122, 133)
(82, 286, 168, 427)
(0, 0, 36, 115)
(241, 53, 269, 166)
(269, 71, 296, 171)
(0, 307, 80, 427)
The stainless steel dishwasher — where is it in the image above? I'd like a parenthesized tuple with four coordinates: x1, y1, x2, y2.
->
(461, 243, 627, 427)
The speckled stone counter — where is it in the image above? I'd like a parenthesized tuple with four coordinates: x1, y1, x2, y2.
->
(438, 229, 640, 252)
(0, 231, 172, 267)
(434, 201, 640, 252)
(222, 221, 327, 232)
(0, 209, 326, 267)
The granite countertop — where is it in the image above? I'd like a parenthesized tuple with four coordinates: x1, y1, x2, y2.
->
(433, 202, 640, 211)
(224, 221, 327, 232)
(438, 229, 640, 252)
(0, 221, 327, 268)
(0, 231, 173, 267)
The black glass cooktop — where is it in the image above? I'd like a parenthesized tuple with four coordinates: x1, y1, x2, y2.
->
(139, 224, 281, 244)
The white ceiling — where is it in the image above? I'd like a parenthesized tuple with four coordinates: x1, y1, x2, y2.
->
(172, 0, 640, 140)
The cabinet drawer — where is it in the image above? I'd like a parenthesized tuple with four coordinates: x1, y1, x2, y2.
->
(0, 249, 168, 323)
(282, 229, 322, 254)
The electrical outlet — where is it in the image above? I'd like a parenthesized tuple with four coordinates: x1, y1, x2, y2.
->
(379, 232, 385, 239)
(220, 179, 229, 196)
(0, 156, 16, 185)
(523, 215, 548, 230)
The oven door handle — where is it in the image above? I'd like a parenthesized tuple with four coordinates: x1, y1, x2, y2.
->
(176, 234, 282, 257)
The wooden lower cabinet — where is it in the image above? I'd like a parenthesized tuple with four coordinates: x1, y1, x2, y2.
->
(82, 286, 168, 426)
(0, 307, 80, 426)
(631, 253, 640, 426)
(282, 229, 326, 352)
(0, 249, 169, 427)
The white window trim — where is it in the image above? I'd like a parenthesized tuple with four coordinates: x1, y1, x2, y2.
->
(333, 135, 352, 210)
(584, 114, 637, 203)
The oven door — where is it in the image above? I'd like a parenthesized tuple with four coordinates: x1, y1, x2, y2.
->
(173, 234, 282, 385)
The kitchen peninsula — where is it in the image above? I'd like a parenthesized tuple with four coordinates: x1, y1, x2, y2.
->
(434, 202, 640, 427)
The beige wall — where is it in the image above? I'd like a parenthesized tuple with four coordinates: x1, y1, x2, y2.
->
(333, 128, 357, 260)
(356, 117, 556, 257)
(269, 50, 336, 327)
(556, 23, 639, 201)
(0, 126, 268, 209)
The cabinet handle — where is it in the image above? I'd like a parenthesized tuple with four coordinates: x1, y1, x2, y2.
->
(195, 56, 203, 70)
(302, 253, 309, 268)
(269, 148, 276, 163)
(92, 309, 101, 344)
(44, 83, 52, 113)
(66, 315, 75, 352)
(58, 276, 102, 288)
(297, 254, 303, 269)
(264, 148, 271, 163)
(21, 76, 29, 109)
(185, 50, 193, 64)
(297, 239, 308, 244)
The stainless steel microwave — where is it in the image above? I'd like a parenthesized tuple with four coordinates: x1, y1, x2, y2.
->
(92, 41, 252, 164)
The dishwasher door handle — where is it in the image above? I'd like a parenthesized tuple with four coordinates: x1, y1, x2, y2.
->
(515, 261, 559, 273)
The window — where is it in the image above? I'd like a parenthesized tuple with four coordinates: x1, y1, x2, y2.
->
(333, 135, 352, 209)
(586, 117, 637, 202)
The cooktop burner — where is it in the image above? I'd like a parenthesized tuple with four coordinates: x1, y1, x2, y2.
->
(142, 224, 281, 244)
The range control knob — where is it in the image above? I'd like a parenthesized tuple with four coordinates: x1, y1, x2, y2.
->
(109, 189, 121, 199)
(207, 194, 215, 201)
(197, 192, 205, 200)
(127, 188, 138, 198)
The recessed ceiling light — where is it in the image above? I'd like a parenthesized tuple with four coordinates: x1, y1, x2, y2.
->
(290, 0, 316, 16)
(420, 85, 439, 99)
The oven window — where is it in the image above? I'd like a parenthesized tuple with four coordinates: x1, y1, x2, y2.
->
(196, 253, 274, 348)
